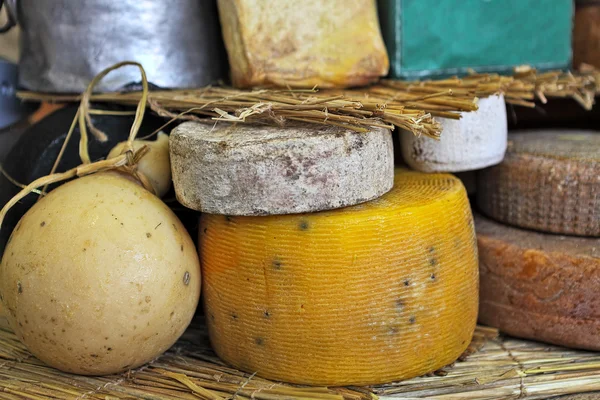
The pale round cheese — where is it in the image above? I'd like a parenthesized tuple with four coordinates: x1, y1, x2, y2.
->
(200, 168, 479, 386)
(401, 94, 507, 173)
(170, 122, 394, 215)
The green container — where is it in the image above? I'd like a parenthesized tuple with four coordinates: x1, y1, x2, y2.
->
(378, 0, 573, 79)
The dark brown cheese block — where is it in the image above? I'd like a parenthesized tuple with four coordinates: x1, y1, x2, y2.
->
(476, 213, 600, 350)
(477, 131, 600, 237)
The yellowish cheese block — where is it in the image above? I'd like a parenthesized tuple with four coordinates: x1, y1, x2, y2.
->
(217, 0, 389, 88)
(200, 169, 479, 386)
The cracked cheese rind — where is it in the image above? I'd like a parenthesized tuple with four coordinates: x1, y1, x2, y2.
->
(476, 213, 600, 350)
(199, 169, 478, 386)
(216, 0, 389, 88)
(477, 130, 600, 237)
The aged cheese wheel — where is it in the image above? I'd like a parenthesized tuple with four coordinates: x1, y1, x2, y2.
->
(170, 122, 394, 216)
(477, 130, 600, 237)
(200, 169, 479, 385)
(476, 213, 600, 350)
(401, 95, 507, 173)
(216, 0, 389, 88)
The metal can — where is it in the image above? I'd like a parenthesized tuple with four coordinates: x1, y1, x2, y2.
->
(4, 0, 227, 92)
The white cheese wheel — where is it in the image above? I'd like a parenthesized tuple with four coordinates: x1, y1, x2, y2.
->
(401, 95, 507, 173)
(170, 122, 394, 215)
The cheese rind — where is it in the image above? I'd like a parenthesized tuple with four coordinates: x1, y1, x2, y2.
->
(170, 122, 394, 216)
(216, 0, 389, 88)
(401, 95, 507, 173)
(200, 169, 479, 385)
(476, 213, 600, 350)
(477, 130, 600, 236)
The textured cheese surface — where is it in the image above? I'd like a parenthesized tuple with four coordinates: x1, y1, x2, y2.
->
(401, 95, 507, 172)
(477, 130, 600, 236)
(170, 121, 394, 216)
(200, 169, 479, 386)
(217, 0, 389, 88)
(476, 213, 600, 350)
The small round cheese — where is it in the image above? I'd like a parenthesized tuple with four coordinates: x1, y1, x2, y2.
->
(477, 130, 600, 236)
(401, 94, 507, 173)
(476, 213, 600, 350)
(200, 168, 478, 385)
(170, 122, 394, 215)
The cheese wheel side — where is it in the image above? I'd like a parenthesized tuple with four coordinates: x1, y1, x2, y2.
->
(200, 169, 479, 386)
(476, 213, 600, 350)
(477, 131, 600, 236)
(401, 95, 507, 173)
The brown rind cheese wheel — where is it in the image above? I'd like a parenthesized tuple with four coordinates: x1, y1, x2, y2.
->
(477, 130, 600, 237)
(476, 213, 600, 350)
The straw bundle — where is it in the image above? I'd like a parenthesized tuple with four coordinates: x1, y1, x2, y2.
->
(2, 314, 600, 400)
(16, 66, 600, 141)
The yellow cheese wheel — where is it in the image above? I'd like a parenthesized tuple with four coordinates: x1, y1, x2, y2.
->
(200, 169, 478, 386)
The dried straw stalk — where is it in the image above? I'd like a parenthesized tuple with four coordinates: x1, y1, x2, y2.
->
(17, 65, 600, 141)
(2, 315, 600, 400)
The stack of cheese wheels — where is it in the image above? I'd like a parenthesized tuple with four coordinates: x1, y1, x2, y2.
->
(170, 122, 394, 215)
(475, 130, 600, 349)
(476, 213, 600, 350)
(401, 94, 508, 173)
(477, 131, 599, 236)
(199, 169, 479, 385)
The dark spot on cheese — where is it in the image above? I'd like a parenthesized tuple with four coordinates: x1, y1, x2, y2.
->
(203, 228, 208, 234)
(67, 347, 72, 351)
(40, 221, 46, 227)
(17, 282, 22, 294)
(62, 329, 65, 333)
(388, 326, 399, 334)
(272, 259, 282, 270)
(90, 354, 98, 358)
(404, 279, 410, 287)
(105, 337, 109, 340)
(255, 337, 264, 346)
(409, 316, 416, 324)
(181, 244, 184, 252)
(231, 312, 238, 320)
(18, 322, 22, 327)
(145, 296, 151, 303)
(107, 347, 112, 351)
(264, 310, 270, 318)
(146, 232, 152, 238)
(170, 311, 175, 318)
(50, 317, 56, 324)
(210, 313, 215, 322)
(430, 273, 436, 281)
(83, 248, 87, 252)
(172, 223, 178, 232)
(429, 246, 435, 253)
(299, 220, 310, 231)
(225, 215, 233, 222)
(183, 271, 190, 285)
(429, 258, 437, 267)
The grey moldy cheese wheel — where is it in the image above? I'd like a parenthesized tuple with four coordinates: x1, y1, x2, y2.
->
(401, 95, 507, 173)
(170, 122, 394, 215)
(477, 130, 600, 237)
(476, 213, 600, 350)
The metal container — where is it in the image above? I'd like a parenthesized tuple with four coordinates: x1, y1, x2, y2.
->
(4, 0, 226, 92)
